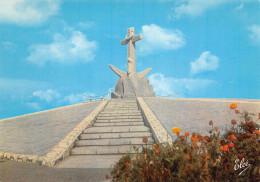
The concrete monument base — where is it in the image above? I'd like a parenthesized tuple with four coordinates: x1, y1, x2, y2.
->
(111, 76, 155, 98)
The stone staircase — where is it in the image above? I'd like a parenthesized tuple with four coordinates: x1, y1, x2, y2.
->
(57, 99, 154, 168)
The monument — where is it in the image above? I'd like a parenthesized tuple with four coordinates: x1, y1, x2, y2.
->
(109, 27, 155, 98)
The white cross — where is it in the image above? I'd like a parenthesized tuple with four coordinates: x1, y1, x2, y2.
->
(121, 27, 142, 77)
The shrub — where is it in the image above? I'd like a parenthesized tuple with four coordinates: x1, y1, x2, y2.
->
(110, 104, 260, 182)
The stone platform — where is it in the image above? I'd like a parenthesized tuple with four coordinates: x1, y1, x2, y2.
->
(143, 98, 260, 139)
(0, 101, 101, 156)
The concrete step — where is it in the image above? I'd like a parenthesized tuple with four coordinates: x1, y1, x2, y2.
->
(101, 110, 141, 114)
(56, 155, 123, 168)
(83, 126, 150, 133)
(75, 137, 154, 146)
(105, 106, 138, 110)
(79, 132, 153, 140)
(107, 104, 137, 106)
(98, 113, 142, 117)
(105, 103, 138, 106)
(106, 108, 138, 110)
(71, 145, 151, 155)
(106, 106, 138, 109)
(94, 122, 144, 127)
(104, 109, 139, 112)
(108, 100, 136, 102)
(95, 118, 143, 123)
(106, 104, 138, 107)
(97, 115, 143, 120)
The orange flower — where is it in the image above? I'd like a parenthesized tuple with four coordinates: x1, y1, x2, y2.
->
(105, 174, 110, 179)
(214, 126, 219, 131)
(153, 143, 160, 149)
(142, 137, 148, 143)
(230, 103, 238, 109)
(131, 160, 135, 164)
(235, 109, 239, 114)
(255, 130, 259, 135)
(136, 157, 140, 161)
(244, 121, 247, 126)
(185, 132, 190, 137)
(197, 134, 205, 143)
(231, 119, 237, 125)
(155, 149, 160, 154)
(228, 134, 236, 141)
(190, 136, 198, 143)
(228, 143, 235, 148)
(220, 145, 229, 151)
(209, 120, 213, 125)
(223, 145, 229, 151)
(172, 127, 181, 134)
(126, 162, 130, 168)
(186, 155, 190, 160)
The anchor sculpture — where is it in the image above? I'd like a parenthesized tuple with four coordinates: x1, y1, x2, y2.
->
(109, 27, 155, 98)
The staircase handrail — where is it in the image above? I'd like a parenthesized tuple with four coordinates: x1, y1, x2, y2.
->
(158, 93, 179, 98)
(83, 91, 113, 102)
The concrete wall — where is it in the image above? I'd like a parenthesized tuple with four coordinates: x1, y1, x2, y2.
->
(144, 98, 260, 139)
(0, 101, 101, 156)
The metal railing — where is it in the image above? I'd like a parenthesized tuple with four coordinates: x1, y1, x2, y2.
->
(82, 91, 112, 102)
(82, 91, 179, 102)
(158, 93, 179, 98)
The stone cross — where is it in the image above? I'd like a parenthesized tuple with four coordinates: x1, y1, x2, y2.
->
(109, 27, 152, 80)
(120, 27, 142, 77)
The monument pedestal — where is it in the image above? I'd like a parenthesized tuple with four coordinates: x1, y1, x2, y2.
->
(111, 76, 155, 99)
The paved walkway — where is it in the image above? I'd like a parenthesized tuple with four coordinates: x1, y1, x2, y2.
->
(0, 101, 101, 156)
(144, 98, 260, 139)
(0, 159, 110, 182)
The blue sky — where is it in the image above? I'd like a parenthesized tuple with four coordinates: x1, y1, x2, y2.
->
(0, 0, 259, 119)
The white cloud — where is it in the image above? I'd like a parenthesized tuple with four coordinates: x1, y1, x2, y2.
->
(173, 0, 232, 18)
(249, 24, 260, 44)
(138, 24, 185, 55)
(0, 0, 60, 25)
(26, 31, 97, 66)
(149, 73, 216, 97)
(25, 102, 41, 110)
(63, 92, 95, 104)
(190, 51, 219, 75)
(33, 89, 60, 102)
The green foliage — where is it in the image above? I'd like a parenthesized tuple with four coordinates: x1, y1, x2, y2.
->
(110, 106, 260, 182)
